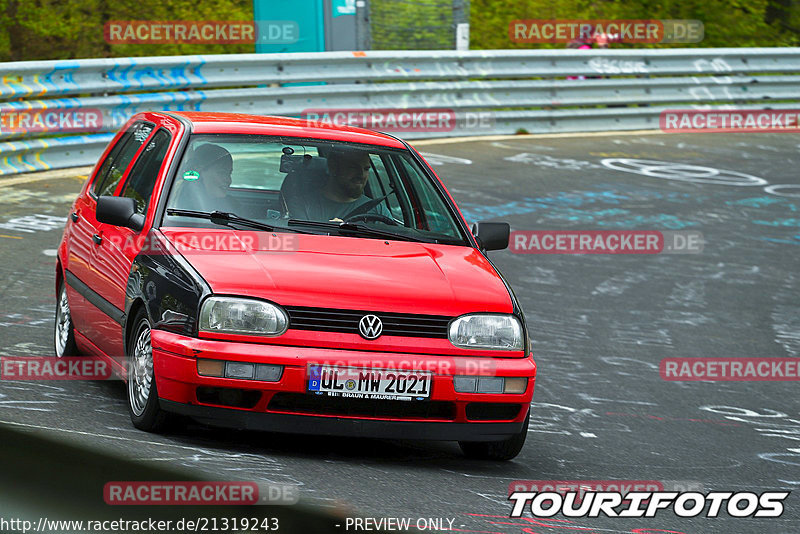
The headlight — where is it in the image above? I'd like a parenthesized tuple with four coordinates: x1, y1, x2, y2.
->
(448, 314, 523, 350)
(199, 297, 288, 336)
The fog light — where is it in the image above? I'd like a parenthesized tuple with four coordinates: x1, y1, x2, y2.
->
(454, 376, 477, 393)
(226, 362, 255, 379)
(197, 359, 224, 377)
(477, 377, 504, 394)
(504, 377, 528, 394)
(256, 364, 283, 382)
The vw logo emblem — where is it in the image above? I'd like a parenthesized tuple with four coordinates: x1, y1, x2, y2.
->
(358, 314, 383, 340)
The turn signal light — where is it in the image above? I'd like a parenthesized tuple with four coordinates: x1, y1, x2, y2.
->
(197, 359, 225, 377)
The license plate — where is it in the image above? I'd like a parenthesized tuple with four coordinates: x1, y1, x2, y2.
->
(307, 365, 431, 400)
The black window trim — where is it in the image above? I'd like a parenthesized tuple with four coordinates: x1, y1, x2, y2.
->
(151, 113, 194, 229)
(117, 127, 173, 217)
(89, 120, 157, 201)
(391, 152, 431, 231)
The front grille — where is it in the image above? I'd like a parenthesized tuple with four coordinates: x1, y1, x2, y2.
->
(284, 306, 452, 338)
(269, 393, 456, 420)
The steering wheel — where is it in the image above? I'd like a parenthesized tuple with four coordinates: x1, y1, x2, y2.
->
(340, 190, 397, 221)
(343, 213, 399, 226)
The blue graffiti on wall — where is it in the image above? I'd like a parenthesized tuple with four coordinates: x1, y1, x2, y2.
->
(458, 188, 700, 229)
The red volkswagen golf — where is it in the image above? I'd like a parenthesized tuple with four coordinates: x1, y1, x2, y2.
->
(55, 112, 536, 460)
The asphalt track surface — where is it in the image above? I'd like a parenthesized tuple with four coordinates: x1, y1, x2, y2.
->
(1, 131, 799, 534)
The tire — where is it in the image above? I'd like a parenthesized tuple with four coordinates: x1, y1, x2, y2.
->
(54, 280, 79, 358)
(127, 309, 172, 432)
(459, 410, 529, 461)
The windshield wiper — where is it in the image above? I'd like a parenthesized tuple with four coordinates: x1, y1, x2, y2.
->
(166, 209, 314, 234)
(287, 219, 435, 243)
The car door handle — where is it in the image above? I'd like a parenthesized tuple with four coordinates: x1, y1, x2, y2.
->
(70, 212, 79, 222)
(92, 234, 102, 245)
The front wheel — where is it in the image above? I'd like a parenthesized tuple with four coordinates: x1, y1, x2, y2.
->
(54, 281, 79, 358)
(127, 310, 172, 432)
(459, 410, 529, 461)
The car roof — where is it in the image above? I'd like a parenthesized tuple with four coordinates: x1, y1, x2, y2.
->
(166, 112, 407, 149)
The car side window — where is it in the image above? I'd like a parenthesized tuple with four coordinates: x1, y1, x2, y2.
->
(92, 131, 131, 197)
(93, 122, 154, 198)
(119, 129, 171, 215)
(397, 156, 461, 237)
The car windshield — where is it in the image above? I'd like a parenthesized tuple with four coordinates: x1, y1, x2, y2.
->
(162, 134, 468, 245)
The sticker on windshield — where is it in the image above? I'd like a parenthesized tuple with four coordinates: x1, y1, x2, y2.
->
(182, 170, 200, 181)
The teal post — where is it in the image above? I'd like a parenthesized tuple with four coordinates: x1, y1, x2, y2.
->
(253, 0, 326, 53)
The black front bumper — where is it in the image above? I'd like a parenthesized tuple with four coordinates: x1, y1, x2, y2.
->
(161, 400, 526, 442)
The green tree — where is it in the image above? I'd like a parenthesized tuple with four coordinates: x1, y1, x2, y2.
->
(0, 0, 797, 61)
(371, 0, 454, 49)
(0, 0, 255, 62)
(467, 0, 799, 49)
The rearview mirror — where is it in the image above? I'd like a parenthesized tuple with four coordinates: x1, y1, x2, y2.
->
(96, 196, 144, 231)
(472, 222, 510, 251)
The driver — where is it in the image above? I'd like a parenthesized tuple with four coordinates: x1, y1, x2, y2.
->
(194, 144, 234, 207)
(290, 148, 392, 222)
(171, 144, 241, 214)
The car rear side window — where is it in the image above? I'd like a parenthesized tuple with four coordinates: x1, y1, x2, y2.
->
(119, 129, 171, 215)
(93, 122, 154, 197)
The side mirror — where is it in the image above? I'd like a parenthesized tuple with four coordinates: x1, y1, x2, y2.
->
(472, 222, 510, 251)
(96, 196, 144, 231)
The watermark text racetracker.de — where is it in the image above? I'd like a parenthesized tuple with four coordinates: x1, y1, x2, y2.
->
(508, 480, 705, 502)
(1, 356, 114, 380)
(508, 19, 703, 43)
(102, 230, 299, 256)
(510, 230, 703, 254)
(0, 109, 103, 134)
(661, 357, 800, 381)
(104, 481, 297, 505)
(300, 108, 495, 132)
(306, 357, 498, 376)
(104, 20, 301, 45)
(661, 109, 800, 133)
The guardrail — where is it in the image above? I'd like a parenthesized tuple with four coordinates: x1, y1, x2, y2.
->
(0, 48, 799, 176)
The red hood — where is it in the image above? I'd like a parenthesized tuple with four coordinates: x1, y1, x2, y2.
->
(159, 228, 512, 316)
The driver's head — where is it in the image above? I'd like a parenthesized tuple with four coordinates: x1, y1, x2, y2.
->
(326, 148, 371, 200)
(193, 144, 233, 199)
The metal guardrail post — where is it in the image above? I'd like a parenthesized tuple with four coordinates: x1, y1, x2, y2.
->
(356, 0, 372, 50)
(452, 0, 469, 50)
